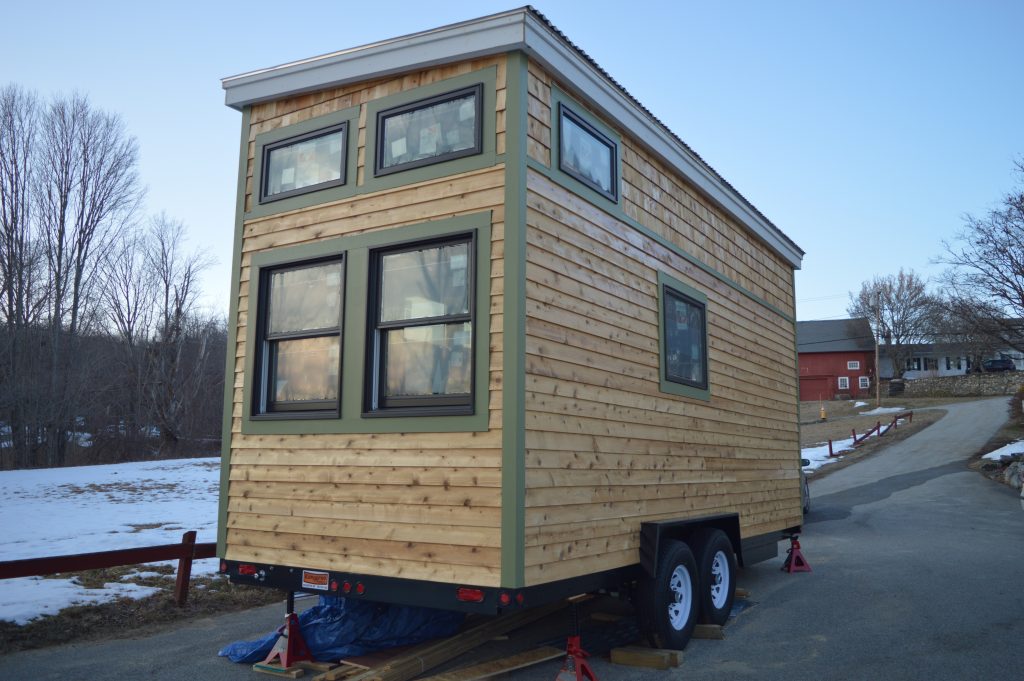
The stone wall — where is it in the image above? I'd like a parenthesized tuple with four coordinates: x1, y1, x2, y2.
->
(884, 373, 1024, 398)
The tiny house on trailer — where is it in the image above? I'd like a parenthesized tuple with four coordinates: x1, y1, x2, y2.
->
(218, 7, 805, 649)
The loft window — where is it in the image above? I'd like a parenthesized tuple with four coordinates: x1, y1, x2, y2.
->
(375, 84, 483, 176)
(260, 123, 347, 202)
(366, 236, 474, 413)
(558, 103, 618, 202)
(254, 258, 344, 415)
(662, 286, 708, 391)
(847, 360, 860, 370)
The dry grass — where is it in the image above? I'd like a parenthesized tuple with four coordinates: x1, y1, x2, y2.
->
(0, 567, 283, 654)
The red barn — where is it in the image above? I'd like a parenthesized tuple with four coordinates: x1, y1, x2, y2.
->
(797, 318, 876, 401)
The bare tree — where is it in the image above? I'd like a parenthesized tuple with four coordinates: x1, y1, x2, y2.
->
(848, 269, 938, 379)
(33, 93, 143, 466)
(937, 160, 1024, 354)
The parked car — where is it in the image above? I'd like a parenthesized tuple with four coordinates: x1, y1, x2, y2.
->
(982, 358, 1016, 372)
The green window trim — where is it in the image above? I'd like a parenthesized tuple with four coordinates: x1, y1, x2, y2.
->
(657, 271, 711, 402)
(550, 86, 622, 212)
(362, 67, 499, 195)
(241, 213, 492, 435)
(248, 105, 360, 220)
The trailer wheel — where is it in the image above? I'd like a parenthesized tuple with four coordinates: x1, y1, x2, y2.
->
(693, 529, 737, 626)
(637, 539, 699, 649)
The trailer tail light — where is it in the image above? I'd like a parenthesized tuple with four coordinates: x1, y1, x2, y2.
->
(515, 592, 525, 606)
(456, 587, 485, 603)
(355, 582, 366, 595)
(342, 581, 352, 594)
(330, 580, 339, 592)
(219, 560, 227, 573)
(499, 592, 511, 606)
(237, 563, 258, 576)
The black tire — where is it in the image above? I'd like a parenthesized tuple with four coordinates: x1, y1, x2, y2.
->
(636, 539, 699, 649)
(692, 529, 737, 626)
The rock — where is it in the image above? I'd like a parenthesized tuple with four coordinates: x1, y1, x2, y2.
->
(1004, 461, 1024, 489)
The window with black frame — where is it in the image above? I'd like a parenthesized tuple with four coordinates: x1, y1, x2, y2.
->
(255, 258, 344, 415)
(367, 237, 473, 413)
(558, 103, 617, 202)
(663, 285, 708, 390)
(375, 84, 483, 176)
(260, 123, 347, 203)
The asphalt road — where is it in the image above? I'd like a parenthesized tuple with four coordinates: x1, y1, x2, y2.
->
(2, 398, 1021, 680)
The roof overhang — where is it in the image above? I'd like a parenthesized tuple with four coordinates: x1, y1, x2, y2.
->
(222, 7, 804, 269)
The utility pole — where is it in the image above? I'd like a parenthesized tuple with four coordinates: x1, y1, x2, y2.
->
(875, 291, 882, 407)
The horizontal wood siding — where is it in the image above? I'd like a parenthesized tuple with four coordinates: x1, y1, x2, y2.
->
(523, 61, 799, 587)
(225, 58, 508, 586)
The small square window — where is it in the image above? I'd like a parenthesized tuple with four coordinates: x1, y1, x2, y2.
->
(558, 104, 618, 202)
(375, 84, 483, 176)
(838, 376, 850, 390)
(254, 258, 344, 415)
(261, 123, 347, 203)
(662, 286, 708, 391)
(847, 360, 860, 370)
(367, 236, 474, 413)
(859, 376, 870, 389)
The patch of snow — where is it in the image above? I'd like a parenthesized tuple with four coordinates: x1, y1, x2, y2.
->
(0, 577, 162, 625)
(982, 441, 1024, 461)
(802, 437, 855, 472)
(853, 401, 867, 408)
(0, 457, 220, 624)
(859, 406, 906, 415)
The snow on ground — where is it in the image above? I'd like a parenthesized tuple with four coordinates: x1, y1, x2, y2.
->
(801, 419, 909, 472)
(853, 401, 868, 408)
(982, 440, 1024, 461)
(859, 406, 906, 415)
(0, 457, 220, 624)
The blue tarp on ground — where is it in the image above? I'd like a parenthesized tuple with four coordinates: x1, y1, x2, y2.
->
(218, 596, 465, 663)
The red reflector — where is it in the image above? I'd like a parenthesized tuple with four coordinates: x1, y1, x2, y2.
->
(456, 587, 485, 603)
(515, 593, 525, 605)
(219, 560, 227, 573)
(499, 592, 511, 606)
(355, 582, 366, 595)
(342, 581, 352, 594)
(238, 563, 258, 576)
(330, 580, 339, 592)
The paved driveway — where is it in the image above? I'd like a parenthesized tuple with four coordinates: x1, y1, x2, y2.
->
(2, 398, 1021, 680)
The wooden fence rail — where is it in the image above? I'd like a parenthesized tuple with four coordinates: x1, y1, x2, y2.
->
(0, 530, 216, 606)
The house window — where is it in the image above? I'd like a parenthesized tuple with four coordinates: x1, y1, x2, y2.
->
(558, 104, 618, 202)
(859, 376, 870, 390)
(907, 358, 922, 371)
(366, 236, 474, 412)
(847, 360, 860, 370)
(662, 286, 708, 391)
(254, 258, 344, 415)
(838, 376, 850, 390)
(261, 123, 347, 202)
(374, 84, 483, 176)
(923, 357, 938, 371)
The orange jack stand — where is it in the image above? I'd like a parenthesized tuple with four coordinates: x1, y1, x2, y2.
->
(782, 535, 812, 573)
(554, 635, 597, 681)
(262, 612, 313, 668)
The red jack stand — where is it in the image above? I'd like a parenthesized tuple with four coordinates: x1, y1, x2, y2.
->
(555, 635, 597, 681)
(782, 535, 812, 573)
(261, 612, 313, 668)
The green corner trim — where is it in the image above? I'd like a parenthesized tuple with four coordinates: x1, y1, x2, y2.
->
(501, 52, 529, 589)
(218, 105, 252, 557)
(240, 213, 492, 435)
(657, 271, 712, 401)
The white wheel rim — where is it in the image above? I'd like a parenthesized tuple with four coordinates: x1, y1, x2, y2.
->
(709, 550, 729, 610)
(667, 564, 693, 630)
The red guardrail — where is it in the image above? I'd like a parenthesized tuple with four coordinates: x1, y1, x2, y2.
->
(0, 530, 215, 606)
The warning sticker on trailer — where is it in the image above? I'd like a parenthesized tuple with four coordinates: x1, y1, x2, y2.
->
(301, 570, 330, 591)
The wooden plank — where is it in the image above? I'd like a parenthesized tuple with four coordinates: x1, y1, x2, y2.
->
(312, 600, 571, 681)
(693, 624, 725, 640)
(610, 646, 681, 669)
(417, 646, 564, 681)
(252, 661, 305, 678)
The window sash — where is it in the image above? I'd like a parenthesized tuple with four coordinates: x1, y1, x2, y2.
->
(260, 123, 348, 203)
(662, 286, 708, 391)
(838, 377, 850, 389)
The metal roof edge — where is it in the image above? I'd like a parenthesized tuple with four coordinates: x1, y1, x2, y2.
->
(222, 6, 804, 268)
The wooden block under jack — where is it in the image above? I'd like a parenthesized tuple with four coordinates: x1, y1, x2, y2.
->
(735, 587, 752, 599)
(692, 624, 725, 640)
(610, 646, 682, 670)
(252, 661, 306, 678)
(418, 646, 564, 681)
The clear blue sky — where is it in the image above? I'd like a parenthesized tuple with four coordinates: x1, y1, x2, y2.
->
(2, 1, 1021, 321)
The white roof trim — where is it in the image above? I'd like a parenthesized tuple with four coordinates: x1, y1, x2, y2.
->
(222, 8, 804, 268)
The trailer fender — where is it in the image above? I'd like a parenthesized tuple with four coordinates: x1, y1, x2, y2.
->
(640, 514, 743, 576)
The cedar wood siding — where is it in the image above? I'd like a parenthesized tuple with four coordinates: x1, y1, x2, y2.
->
(522, 60, 800, 586)
(225, 57, 508, 586)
